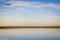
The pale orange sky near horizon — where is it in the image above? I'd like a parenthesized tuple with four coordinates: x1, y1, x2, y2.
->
(0, 16, 60, 26)
(0, 15, 60, 26)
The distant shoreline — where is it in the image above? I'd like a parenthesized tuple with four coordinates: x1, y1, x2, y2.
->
(0, 26, 60, 29)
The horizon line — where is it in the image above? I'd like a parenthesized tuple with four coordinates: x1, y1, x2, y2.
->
(0, 26, 60, 29)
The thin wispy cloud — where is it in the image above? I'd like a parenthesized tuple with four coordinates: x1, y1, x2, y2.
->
(3, 1, 60, 9)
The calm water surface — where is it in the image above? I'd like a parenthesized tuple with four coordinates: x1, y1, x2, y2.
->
(0, 28, 60, 40)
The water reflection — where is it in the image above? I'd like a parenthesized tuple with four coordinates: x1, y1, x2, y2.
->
(0, 28, 60, 40)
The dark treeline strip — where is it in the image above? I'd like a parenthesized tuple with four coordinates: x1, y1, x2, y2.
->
(0, 26, 60, 29)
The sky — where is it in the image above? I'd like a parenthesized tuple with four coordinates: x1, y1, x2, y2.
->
(0, 0, 60, 26)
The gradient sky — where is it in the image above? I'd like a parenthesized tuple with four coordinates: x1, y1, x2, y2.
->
(0, 0, 60, 26)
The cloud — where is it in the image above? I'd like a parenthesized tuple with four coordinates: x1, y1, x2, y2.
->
(3, 1, 60, 9)
(3, 1, 33, 7)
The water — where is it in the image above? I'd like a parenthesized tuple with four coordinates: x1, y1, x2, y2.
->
(7, 36, 60, 40)
(0, 28, 60, 40)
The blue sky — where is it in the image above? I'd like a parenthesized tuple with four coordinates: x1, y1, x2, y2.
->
(0, 0, 60, 26)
